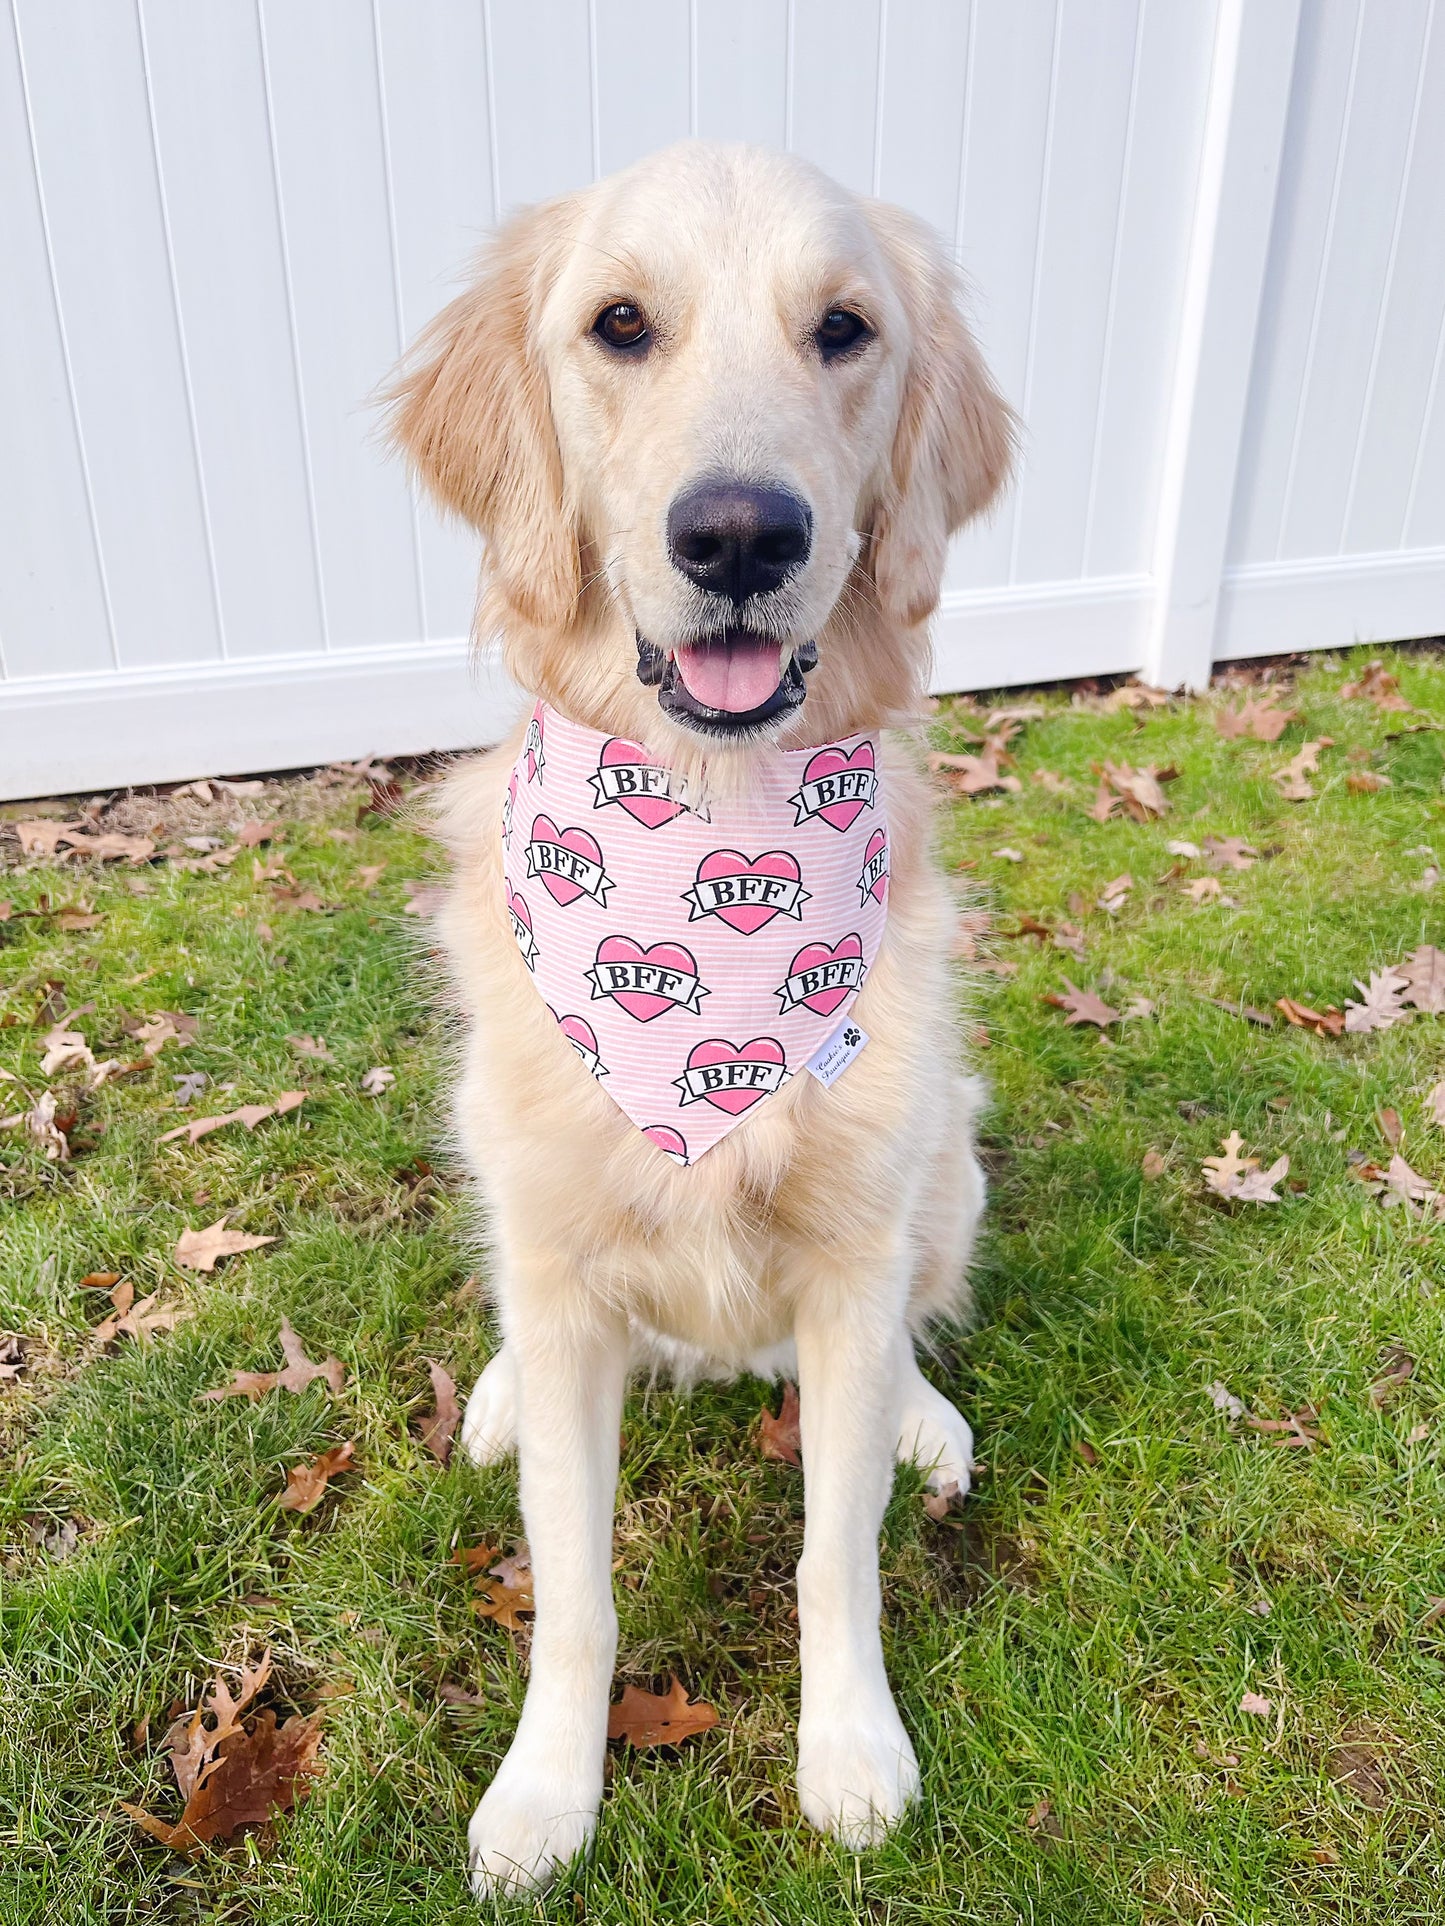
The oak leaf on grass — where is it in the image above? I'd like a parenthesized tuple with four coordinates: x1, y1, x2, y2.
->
(606, 1678, 719, 1749)
(287, 1034, 334, 1062)
(1274, 738, 1333, 801)
(1276, 997, 1345, 1037)
(456, 1543, 536, 1629)
(1216, 697, 1298, 742)
(278, 1442, 356, 1515)
(1201, 1132, 1289, 1203)
(1343, 969, 1410, 1035)
(1396, 945, 1445, 1014)
(1043, 980, 1120, 1028)
(121, 1651, 323, 1853)
(1426, 1082, 1445, 1130)
(1204, 837, 1257, 872)
(415, 1361, 460, 1465)
(158, 1091, 304, 1146)
(201, 1316, 345, 1401)
(91, 1278, 189, 1345)
(1340, 660, 1409, 711)
(759, 1380, 802, 1466)
(1090, 760, 1177, 823)
(175, 1217, 276, 1273)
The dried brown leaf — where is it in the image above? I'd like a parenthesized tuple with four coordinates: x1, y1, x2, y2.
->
(1344, 969, 1410, 1035)
(416, 1361, 460, 1465)
(277, 1442, 356, 1514)
(1202, 1131, 1288, 1202)
(606, 1678, 719, 1749)
(174, 1218, 277, 1273)
(1276, 997, 1345, 1037)
(1216, 697, 1298, 742)
(1395, 945, 1445, 1014)
(1043, 979, 1120, 1028)
(1204, 837, 1257, 872)
(760, 1380, 802, 1466)
(123, 1708, 323, 1852)
(1340, 660, 1410, 710)
(157, 1092, 305, 1146)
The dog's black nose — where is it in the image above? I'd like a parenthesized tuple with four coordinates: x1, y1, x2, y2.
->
(667, 481, 812, 604)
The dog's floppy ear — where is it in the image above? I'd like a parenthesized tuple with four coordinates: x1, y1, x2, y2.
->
(386, 202, 580, 633)
(865, 206, 1016, 628)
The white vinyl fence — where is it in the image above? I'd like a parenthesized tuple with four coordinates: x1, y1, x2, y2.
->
(2, 0, 1443, 800)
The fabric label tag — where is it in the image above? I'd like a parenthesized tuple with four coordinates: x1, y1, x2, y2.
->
(805, 1016, 870, 1088)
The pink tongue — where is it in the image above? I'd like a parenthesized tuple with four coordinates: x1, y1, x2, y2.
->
(674, 639, 783, 714)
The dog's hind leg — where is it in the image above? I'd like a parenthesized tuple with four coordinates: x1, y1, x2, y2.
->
(468, 1291, 629, 1895)
(459, 1345, 518, 1466)
(895, 1346, 974, 1498)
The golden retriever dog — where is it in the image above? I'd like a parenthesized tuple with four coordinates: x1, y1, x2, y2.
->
(387, 140, 1013, 1895)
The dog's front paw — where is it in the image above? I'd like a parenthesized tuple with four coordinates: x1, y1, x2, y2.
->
(459, 1350, 517, 1468)
(467, 1761, 599, 1896)
(796, 1703, 919, 1848)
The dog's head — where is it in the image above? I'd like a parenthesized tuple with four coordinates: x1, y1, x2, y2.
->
(388, 143, 1013, 749)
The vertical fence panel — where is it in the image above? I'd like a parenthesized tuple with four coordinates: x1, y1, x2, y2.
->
(692, 0, 787, 148)
(1343, 4, 1445, 554)
(373, 0, 493, 642)
(14, 0, 221, 670)
(593, 0, 691, 176)
(486, 0, 593, 206)
(1008, 0, 1140, 585)
(0, 7, 113, 680)
(258, 0, 423, 653)
(141, 0, 326, 661)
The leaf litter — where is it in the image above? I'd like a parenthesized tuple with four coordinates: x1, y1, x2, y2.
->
(121, 1651, 323, 1853)
(607, 1678, 720, 1749)
(1201, 1133, 1289, 1204)
(278, 1442, 357, 1515)
(201, 1317, 345, 1401)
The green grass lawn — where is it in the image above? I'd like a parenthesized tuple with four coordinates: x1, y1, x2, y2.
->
(3, 645, 1444, 1925)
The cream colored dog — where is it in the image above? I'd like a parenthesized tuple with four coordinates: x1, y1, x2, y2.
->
(388, 141, 1013, 1896)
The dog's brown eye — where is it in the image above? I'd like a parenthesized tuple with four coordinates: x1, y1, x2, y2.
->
(815, 308, 872, 361)
(593, 302, 650, 353)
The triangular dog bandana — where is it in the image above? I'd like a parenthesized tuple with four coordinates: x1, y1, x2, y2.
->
(501, 702, 890, 1165)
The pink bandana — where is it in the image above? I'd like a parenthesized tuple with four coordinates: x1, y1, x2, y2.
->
(501, 702, 890, 1165)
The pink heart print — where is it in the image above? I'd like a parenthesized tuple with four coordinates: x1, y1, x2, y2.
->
(692, 848, 804, 934)
(860, 828, 889, 903)
(783, 933, 864, 1017)
(682, 1036, 786, 1115)
(642, 1124, 689, 1165)
(595, 736, 689, 829)
(797, 741, 876, 831)
(592, 935, 703, 1022)
(529, 816, 608, 907)
(524, 704, 545, 783)
(557, 1013, 599, 1052)
(506, 887, 538, 970)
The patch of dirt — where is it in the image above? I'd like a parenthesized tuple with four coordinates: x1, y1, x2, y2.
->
(1326, 1719, 1399, 1810)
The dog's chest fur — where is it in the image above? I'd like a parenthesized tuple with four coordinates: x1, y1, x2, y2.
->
(436, 721, 959, 1364)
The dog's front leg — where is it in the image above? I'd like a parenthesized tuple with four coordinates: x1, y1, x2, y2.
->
(467, 1285, 628, 1896)
(793, 1262, 918, 1847)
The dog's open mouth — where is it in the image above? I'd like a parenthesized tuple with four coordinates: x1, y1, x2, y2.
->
(639, 630, 813, 734)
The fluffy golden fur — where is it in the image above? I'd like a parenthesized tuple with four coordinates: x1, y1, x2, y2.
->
(387, 141, 1013, 1895)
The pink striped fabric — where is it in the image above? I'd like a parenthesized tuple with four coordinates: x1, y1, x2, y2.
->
(500, 701, 891, 1165)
